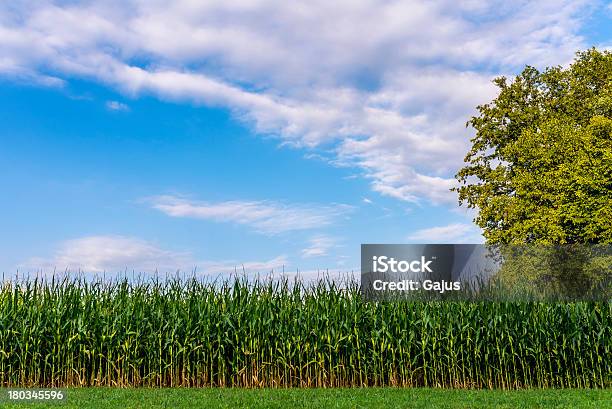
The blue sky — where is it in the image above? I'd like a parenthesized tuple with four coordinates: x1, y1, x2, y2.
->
(0, 1, 610, 278)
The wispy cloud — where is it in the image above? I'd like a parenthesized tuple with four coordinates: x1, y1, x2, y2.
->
(407, 223, 483, 243)
(149, 195, 352, 234)
(0, 1, 593, 204)
(198, 256, 289, 275)
(105, 100, 129, 111)
(301, 235, 337, 258)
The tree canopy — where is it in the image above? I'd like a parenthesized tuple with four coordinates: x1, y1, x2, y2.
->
(455, 49, 612, 245)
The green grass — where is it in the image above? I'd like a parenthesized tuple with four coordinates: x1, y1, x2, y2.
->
(1, 387, 611, 409)
(1, 277, 610, 388)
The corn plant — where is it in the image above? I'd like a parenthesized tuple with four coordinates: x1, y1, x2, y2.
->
(0, 276, 609, 388)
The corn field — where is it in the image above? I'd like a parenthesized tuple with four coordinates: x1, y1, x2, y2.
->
(0, 277, 610, 389)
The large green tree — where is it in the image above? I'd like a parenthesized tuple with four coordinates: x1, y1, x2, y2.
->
(455, 49, 612, 245)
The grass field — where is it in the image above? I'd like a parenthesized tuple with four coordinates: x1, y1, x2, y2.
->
(1, 387, 611, 409)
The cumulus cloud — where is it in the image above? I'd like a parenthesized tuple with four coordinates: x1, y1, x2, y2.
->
(149, 195, 352, 234)
(407, 223, 484, 243)
(0, 1, 593, 204)
(21, 235, 192, 273)
(20, 235, 289, 275)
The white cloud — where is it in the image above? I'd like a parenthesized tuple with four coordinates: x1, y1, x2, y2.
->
(105, 100, 129, 111)
(283, 268, 359, 285)
(149, 195, 351, 234)
(198, 256, 289, 276)
(20, 235, 289, 275)
(301, 235, 337, 258)
(407, 223, 483, 243)
(21, 235, 192, 273)
(0, 1, 593, 204)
